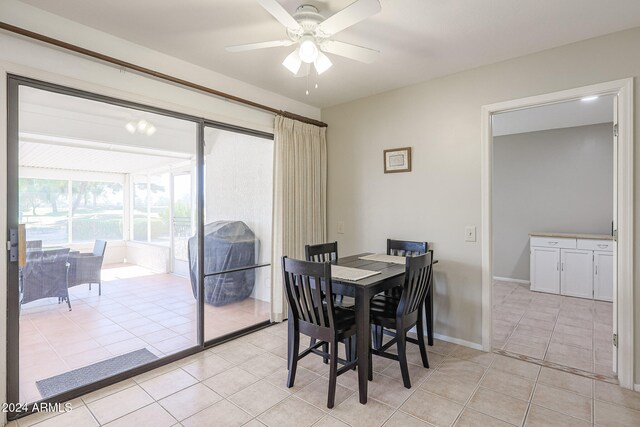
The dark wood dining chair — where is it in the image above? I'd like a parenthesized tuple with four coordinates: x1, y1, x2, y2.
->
(305, 242, 339, 361)
(304, 242, 355, 364)
(305, 241, 338, 263)
(387, 239, 428, 257)
(369, 251, 433, 388)
(306, 241, 347, 305)
(282, 256, 357, 408)
(374, 239, 430, 348)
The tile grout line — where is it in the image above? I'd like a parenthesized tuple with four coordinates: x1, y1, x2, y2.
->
(521, 361, 543, 427)
(540, 296, 562, 362)
(447, 351, 503, 426)
(494, 282, 526, 351)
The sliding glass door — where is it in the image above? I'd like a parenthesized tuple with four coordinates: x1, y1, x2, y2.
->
(6, 76, 275, 417)
(202, 125, 274, 341)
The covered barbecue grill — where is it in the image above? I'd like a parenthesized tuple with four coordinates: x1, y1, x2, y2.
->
(188, 220, 258, 306)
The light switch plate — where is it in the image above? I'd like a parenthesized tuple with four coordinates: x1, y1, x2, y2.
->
(465, 226, 476, 242)
(337, 221, 345, 234)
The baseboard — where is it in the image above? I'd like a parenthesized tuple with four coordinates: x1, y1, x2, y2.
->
(493, 276, 530, 285)
(433, 333, 483, 351)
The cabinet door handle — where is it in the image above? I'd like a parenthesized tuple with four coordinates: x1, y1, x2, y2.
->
(561, 262, 564, 271)
(548, 241, 558, 246)
(597, 244, 608, 248)
(595, 265, 598, 275)
(557, 262, 559, 271)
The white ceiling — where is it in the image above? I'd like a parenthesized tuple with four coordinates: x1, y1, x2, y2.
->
(19, 86, 196, 174)
(19, 141, 189, 174)
(17, 0, 640, 108)
(493, 95, 614, 136)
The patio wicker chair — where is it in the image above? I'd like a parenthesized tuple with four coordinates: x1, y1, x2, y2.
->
(68, 240, 107, 295)
(26, 240, 42, 250)
(21, 248, 72, 310)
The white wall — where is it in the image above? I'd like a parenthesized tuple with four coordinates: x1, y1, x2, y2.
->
(125, 242, 171, 273)
(322, 26, 640, 382)
(0, 0, 320, 129)
(493, 123, 614, 281)
(0, 0, 319, 412)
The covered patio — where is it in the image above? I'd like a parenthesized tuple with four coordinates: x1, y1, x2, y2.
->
(17, 87, 272, 403)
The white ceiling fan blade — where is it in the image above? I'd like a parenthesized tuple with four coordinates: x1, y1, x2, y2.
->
(321, 40, 379, 63)
(257, 0, 303, 32)
(316, 0, 381, 36)
(295, 62, 311, 78)
(226, 40, 295, 52)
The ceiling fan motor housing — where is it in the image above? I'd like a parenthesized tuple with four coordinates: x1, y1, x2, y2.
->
(287, 4, 327, 42)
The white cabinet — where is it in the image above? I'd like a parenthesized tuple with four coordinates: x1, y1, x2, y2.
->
(530, 247, 560, 294)
(561, 249, 593, 299)
(594, 251, 614, 302)
(530, 234, 614, 301)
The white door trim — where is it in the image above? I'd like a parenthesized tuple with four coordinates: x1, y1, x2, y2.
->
(481, 78, 634, 389)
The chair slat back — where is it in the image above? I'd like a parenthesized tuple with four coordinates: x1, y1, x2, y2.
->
(282, 256, 334, 329)
(397, 251, 433, 317)
(305, 242, 338, 263)
(387, 239, 428, 257)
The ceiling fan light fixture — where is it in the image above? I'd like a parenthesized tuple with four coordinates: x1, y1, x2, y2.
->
(125, 121, 137, 134)
(283, 49, 302, 74)
(137, 120, 149, 132)
(314, 51, 332, 75)
(298, 36, 319, 63)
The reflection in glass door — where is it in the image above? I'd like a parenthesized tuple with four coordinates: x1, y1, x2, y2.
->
(172, 172, 193, 277)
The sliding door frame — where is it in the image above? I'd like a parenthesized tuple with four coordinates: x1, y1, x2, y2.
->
(5, 74, 274, 420)
(201, 121, 274, 347)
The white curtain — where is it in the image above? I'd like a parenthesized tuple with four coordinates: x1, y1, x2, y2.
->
(271, 116, 327, 321)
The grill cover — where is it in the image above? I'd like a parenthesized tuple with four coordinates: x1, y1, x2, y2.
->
(188, 220, 258, 306)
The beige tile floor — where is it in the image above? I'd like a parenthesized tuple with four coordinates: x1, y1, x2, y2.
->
(492, 280, 613, 377)
(19, 264, 270, 403)
(11, 321, 640, 427)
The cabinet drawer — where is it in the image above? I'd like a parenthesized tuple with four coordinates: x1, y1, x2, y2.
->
(577, 239, 615, 252)
(530, 236, 576, 249)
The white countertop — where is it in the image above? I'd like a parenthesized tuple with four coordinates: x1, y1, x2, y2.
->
(529, 232, 614, 241)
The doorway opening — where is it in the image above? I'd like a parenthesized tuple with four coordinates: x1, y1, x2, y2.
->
(492, 95, 616, 380)
(480, 79, 634, 389)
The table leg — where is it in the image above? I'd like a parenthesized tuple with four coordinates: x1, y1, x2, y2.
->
(355, 287, 370, 404)
(426, 288, 434, 346)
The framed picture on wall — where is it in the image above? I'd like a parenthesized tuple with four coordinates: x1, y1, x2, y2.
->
(383, 147, 412, 173)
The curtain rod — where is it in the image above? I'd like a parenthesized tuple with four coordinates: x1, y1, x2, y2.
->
(0, 21, 328, 128)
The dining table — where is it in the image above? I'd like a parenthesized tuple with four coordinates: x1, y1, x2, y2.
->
(288, 252, 438, 404)
(334, 253, 406, 404)
(287, 252, 436, 404)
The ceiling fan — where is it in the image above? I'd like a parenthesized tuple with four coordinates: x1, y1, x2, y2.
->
(226, 0, 382, 77)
